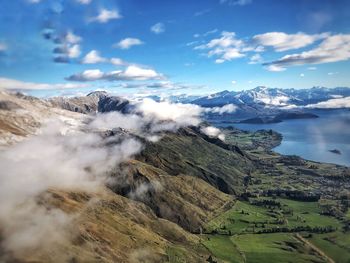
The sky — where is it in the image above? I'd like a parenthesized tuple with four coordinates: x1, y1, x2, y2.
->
(0, 0, 350, 97)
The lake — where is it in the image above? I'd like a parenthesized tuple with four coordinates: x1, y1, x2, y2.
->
(218, 109, 350, 167)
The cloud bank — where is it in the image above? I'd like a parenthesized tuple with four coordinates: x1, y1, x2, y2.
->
(66, 66, 163, 82)
(0, 96, 220, 258)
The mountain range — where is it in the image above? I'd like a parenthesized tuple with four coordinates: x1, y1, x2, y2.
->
(191, 86, 350, 108)
(1, 90, 350, 262)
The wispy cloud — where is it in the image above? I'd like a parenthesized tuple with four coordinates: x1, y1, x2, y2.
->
(220, 0, 252, 6)
(252, 32, 328, 52)
(249, 53, 262, 64)
(150, 23, 165, 34)
(194, 9, 211, 17)
(0, 77, 88, 90)
(263, 34, 350, 70)
(113, 38, 144, 49)
(76, 0, 91, 4)
(264, 65, 286, 72)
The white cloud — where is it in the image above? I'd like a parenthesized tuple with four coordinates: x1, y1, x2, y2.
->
(306, 96, 350, 109)
(0, 118, 143, 257)
(65, 31, 81, 44)
(231, 80, 237, 85)
(195, 31, 245, 63)
(66, 44, 81, 58)
(307, 66, 317, 70)
(52, 31, 82, 62)
(90, 8, 122, 23)
(81, 50, 107, 64)
(253, 32, 328, 52)
(249, 53, 262, 64)
(150, 23, 165, 34)
(264, 34, 350, 69)
(114, 38, 144, 49)
(0, 77, 88, 90)
(76, 0, 91, 4)
(80, 50, 128, 66)
(134, 99, 202, 131)
(119, 65, 161, 80)
(28, 0, 41, 3)
(67, 66, 163, 82)
(300, 73, 305, 77)
(200, 126, 225, 141)
(110, 57, 127, 66)
(327, 72, 338, 75)
(264, 65, 286, 72)
(220, 0, 252, 6)
(207, 104, 237, 114)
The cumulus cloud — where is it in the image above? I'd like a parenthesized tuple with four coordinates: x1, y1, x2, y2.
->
(81, 50, 107, 64)
(195, 31, 246, 63)
(66, 66, 163, 82)
(52, 30, 82, 63)
(263, 34, 350, 70)
(80, 50, 129, 66)
(0, 77, 88, 90)
(252, 32, 328, 52)
(65, 31, 82, 44)
(192, 30, 349, 70)
(200, 126, 225, 141)
(150, 23, 165, 34)
(114, 38, 144, 49)
(134, 99, 203, 131)
(89, 8, 122, 23)
(305, 96, 350, 109)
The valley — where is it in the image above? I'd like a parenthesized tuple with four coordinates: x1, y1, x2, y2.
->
(0, 91, 349, 262)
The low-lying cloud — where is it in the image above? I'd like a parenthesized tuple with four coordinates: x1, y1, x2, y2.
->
(200, 126, 225, 141)
(0, 97, 221, 258)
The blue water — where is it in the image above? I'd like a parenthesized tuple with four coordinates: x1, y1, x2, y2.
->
(220, 109, 350, 167)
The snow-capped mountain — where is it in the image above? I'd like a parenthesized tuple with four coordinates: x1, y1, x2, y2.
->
(192, 86, 350, 108)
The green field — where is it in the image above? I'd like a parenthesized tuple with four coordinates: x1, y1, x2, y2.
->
(203, 198, 348, 263)
(308, 232, 350, 263)
(205, 199, 340, 235)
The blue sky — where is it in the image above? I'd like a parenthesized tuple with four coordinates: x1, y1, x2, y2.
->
(0, 0, 349, 97)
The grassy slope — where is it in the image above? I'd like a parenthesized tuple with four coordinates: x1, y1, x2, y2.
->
(138, 128, 253, 195)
